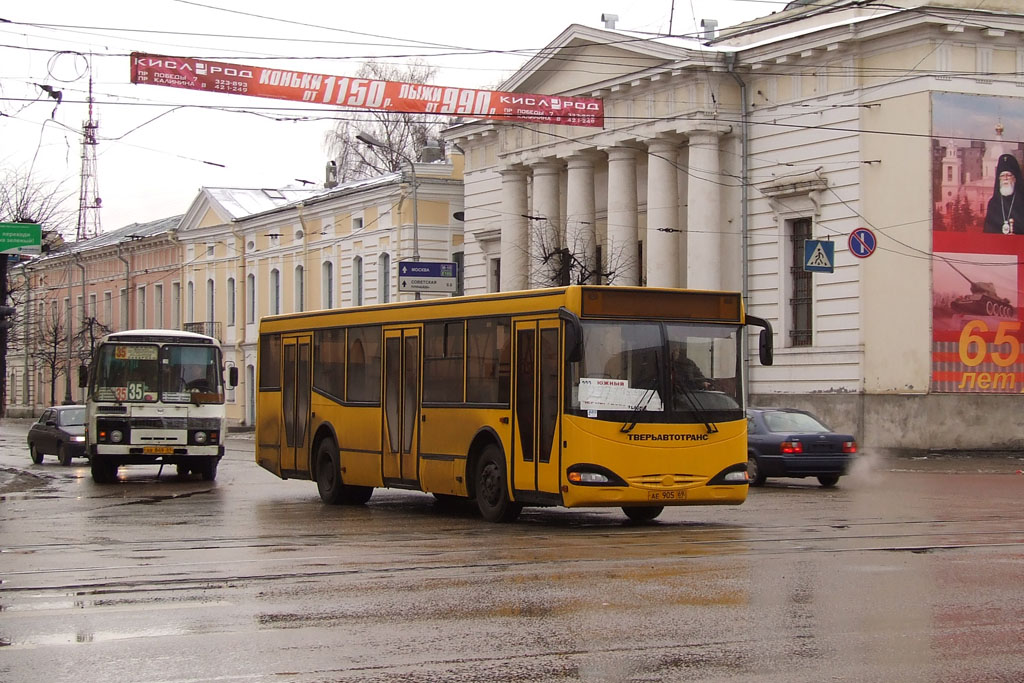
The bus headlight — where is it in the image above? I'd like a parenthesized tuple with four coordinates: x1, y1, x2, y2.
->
(194, 431, 208, 445)
(109, 430, 124, 444)
(568, 471, 610, 484)
(722, 470, 749, 483)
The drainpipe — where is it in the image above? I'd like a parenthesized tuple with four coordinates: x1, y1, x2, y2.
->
(167, 228, 184, 329)
(116, 243, 131, 330)
(296, 203, 309, 312)
(727, 52, 751, 405)
(231, 223, 248, 425)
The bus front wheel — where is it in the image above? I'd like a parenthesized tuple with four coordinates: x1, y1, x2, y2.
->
(474, 445, 522, 523)
(622, 506, 663, 522)
(316, 440, 345, 505)
(91, 457, 118, 484)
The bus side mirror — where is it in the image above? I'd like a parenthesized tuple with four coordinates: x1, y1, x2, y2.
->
(78, 365, 89, 388)
(759, 328, 773, 366)
(228, 366, 239, 387)
(559, 307, 583, 363)
(745, 315, 774, 366)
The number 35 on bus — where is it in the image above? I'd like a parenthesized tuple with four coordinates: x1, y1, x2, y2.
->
(256, 286, 773, 522)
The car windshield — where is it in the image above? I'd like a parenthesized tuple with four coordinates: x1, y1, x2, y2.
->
(60, 408, 85, 426)
(763, 411, 830, 433)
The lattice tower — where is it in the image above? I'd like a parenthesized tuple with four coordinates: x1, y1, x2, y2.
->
(76, 73, 101, 241)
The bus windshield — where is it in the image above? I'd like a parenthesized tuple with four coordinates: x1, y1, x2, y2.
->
(92, 343, 224, 404)
(570, 321, 741, 423)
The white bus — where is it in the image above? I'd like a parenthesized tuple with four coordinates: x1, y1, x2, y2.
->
(80, 329, 238, 483)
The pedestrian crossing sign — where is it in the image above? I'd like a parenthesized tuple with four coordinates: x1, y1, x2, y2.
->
(804, 240, 834, 273)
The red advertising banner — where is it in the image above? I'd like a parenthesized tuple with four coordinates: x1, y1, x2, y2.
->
(130, 52, 604, 128)
(932, 92, 1024, 394)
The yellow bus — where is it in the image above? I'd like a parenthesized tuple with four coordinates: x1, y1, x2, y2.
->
(256, 286, 773, 522)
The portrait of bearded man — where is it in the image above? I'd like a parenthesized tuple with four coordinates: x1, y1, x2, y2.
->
(983, 153, 1024, 234)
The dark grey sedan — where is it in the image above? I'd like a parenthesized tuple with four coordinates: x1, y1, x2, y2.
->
(28, 406, 87, 466)
(746, 407, 857, 487)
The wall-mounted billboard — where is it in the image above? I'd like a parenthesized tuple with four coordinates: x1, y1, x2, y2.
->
(932, 92, 1024, 393)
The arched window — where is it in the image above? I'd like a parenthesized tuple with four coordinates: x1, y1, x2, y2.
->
(353, 256, 363, 306)
(206, 278, 215, 322)
(227, 277, 236, 326)
(295, 265, 305, 312)
(322, 261, 334, 309)
(378, 253, 391, 303)
(270, 268, 281, 315)
(246, 273, 255, 323)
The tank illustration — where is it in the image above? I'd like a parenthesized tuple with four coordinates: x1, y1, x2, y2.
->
(947, 261, 1016, 319)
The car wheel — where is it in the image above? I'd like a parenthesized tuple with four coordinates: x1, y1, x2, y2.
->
(622, 506, 664, 522)
(58, 443, 73, 466)
(91, 457, 118, 484)
(474, 444, 522, 523)
(747, 453, 766, 487)
(29, 443, 43, 464)
(817, 475, 840, 488)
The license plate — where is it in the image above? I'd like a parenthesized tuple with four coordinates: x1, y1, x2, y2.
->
(143, 446, 174, 455)
(648, 489, 685, 501)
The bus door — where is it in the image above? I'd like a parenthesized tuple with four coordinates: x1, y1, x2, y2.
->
(281, 334, 312, 474)
(512, 319, 561, 497)
(382, 327, 420, 484)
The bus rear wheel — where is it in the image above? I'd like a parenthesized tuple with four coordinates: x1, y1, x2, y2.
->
(622, 506, 664, 522)
(474, 445, 522, 523)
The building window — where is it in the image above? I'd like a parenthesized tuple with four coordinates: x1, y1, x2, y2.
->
(322, 261, 334, 309)
(206, 278, 215, 322)
(137, 287, 146, 328)
(295, 265, 305, 312)
(353, 216, 364, 232)
(353, 256, 363, 306)
(88, 293, 97, 320)
(154, 285, 163, 328)
(789, 218, 813, 347)
(379, 253, 390, 303)
(270, 268, 281, 315)
(246, 273, 256, 323)
(453, 251, 464, 296)
(490, 258, 501, 293)
(104, 291, 112, 327)
(171, 282, 181, 329)
(227, 278, 236, 326)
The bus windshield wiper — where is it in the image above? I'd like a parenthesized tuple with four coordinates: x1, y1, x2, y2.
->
(621, 353, 661, 434)
(675, 381, 718, 435)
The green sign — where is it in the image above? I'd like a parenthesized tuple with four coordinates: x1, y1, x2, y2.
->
(0, 222, 42, 255)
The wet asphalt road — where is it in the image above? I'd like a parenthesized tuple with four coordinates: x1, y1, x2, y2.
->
(1, 417, 1023, 683)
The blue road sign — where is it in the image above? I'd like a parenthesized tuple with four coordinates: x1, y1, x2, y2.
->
(804, 239, 835, 273)
(848, 227, 877, 258)
(398, 261, 458, 293)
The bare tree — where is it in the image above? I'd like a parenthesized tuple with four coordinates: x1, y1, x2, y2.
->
(32, 313, 67, 407)
(524, 217, 638, 288)
(324, 61, 446, 181)
(0, 168, 74, 414)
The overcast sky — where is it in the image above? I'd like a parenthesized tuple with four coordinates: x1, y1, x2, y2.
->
(2, 0, 778, 235)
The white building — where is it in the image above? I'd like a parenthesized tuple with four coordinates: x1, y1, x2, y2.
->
(446, 1, 1024, 453)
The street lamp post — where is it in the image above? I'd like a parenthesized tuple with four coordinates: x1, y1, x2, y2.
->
(356, 132, 421, 299)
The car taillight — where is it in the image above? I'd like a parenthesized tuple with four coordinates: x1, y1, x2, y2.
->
(780, 440, 803, 454)
(843, 441, 858, 453)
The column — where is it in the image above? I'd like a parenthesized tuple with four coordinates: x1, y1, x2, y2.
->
(499, 167, 529, 292)
(606, 146, 639, 286)
(530, 161, 562, 288)
(646, 138, 680, 288)
(686, 129, 723, 291)
(565, 154, 597, 284)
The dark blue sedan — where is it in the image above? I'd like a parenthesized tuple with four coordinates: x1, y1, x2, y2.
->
(746, 408, 857, 488)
